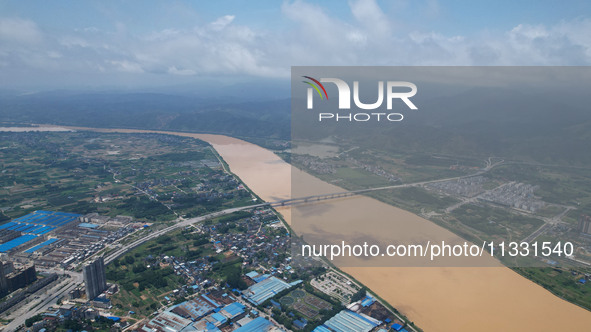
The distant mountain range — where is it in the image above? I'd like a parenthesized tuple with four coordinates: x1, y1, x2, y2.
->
(2, 83, 590, 165)
(0, 89, 291, 139)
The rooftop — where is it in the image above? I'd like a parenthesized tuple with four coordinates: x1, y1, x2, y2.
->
(242, 276, 292, 305)
(141, 311, 192, 332)
(170, 296, 217, 320)
(317, 310, 381, 332)
(234, 317, 283, 332)
(0, 234, 38, 253)
(220, 302, 245, 319)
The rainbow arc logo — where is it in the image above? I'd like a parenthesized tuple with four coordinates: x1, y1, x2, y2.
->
(302, 76, 328, 107)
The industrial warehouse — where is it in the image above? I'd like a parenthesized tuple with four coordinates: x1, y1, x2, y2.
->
(0, 210, 139, 269)
(0, 211, 81, 253)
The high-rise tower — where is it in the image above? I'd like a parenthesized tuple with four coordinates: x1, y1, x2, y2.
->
(83, 257, 107, 300)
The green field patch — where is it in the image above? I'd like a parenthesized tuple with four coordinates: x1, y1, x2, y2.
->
(333, 167, 387, 188)
(369, 187, 460, 213)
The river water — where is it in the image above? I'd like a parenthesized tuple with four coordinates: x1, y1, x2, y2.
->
(3, 126, 591, 331)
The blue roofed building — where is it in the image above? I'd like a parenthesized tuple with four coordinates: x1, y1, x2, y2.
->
(210, 312, 227, 326)
(253, 274, 270, 283)
(360, 295, 376, 307)
(192, 317, 223, 331)
(317, 310, 381, 332)
(242, 276, 298, 305)
(12, 210, 80, 228)
(313, 326, 333, 332)
(234, 317, 284, 332)
(293, 318, 308, 329)
(170, 296, 219, 321)
(0, 234, 38, 252)
(245, 271, 259, 279)
(24, 238, 60, 253)
(189, 302, 247, 331)
(0, 211, 82, 253)
(192, 311, 230, 330)
(219, 302, 245, 320)
(141, 311, 192, 332)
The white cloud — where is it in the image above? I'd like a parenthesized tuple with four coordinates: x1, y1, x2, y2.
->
(479, 19, 591, 65)
(109, 60, 144, 73)
(59, 36, 91, 48)
(0, 18, 42, 44)
(209, 15, 235, 31)
(510, 24, 549, 39)
(1, 2, 591, 88)
(350, 0, 391, 38)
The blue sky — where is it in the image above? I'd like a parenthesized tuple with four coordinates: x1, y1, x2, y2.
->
(1, 0, 590, 89)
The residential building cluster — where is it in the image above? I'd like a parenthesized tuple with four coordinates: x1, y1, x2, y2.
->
(294, 156, 336, 175)
(426, 176, 487, 198)
(347, 158, 401, 183)
(478, 181, 545, 212)
(205, 209, 291, 271)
